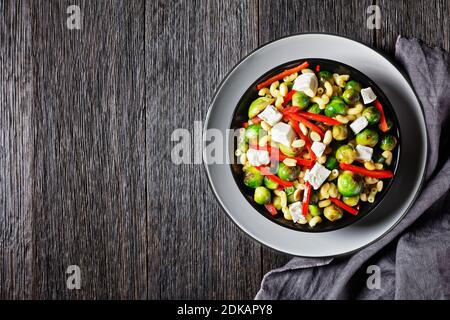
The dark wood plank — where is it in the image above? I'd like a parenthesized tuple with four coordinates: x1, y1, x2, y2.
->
(0, 0, 33, 299)
(145, 0, 261, 299)
(376, 0, 450, 55)
(31, 0, 147, 299)
(258, 0, 375, 46)
(258, 0, 374, 274)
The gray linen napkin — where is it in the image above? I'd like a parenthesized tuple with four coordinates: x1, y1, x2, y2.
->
(255, 36, 450, 300)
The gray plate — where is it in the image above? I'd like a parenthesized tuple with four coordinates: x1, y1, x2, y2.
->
(203, 33, 427, 257)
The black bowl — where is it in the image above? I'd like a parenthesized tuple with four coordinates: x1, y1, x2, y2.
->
(230, 58, 401, 233)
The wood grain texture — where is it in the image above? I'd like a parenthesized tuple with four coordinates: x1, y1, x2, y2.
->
(145, 0, 261, 299)
(375, 0, 450, 54)
(31, 0, 147, 299)
(0, 0, 33, 299)
(257, 0, 375, 275)
(258, 0, 375, 46)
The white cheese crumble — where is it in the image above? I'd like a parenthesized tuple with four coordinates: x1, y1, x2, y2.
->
(292, 73, 318, 98)
(271, 122, 296, 147)
(288, 201, 307, 224)
(350, 116, 369, 134)
(361, 87, 377, 104)
(246, 149, 270, 167)
(311, 141, 326, 158)
(257, 105, 283, 126)
(356, 145, 373, 161)
(304, 162, 331, 190)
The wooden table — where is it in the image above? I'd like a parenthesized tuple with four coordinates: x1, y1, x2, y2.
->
(1, 0, 448, 299)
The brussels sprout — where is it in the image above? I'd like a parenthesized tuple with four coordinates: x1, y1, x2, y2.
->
(325, 155, 339, 170)
(245, 124, 263, 143)
(277, 163, 300, 182)
(292, 91, 310, 109)
(343, 195, 360, 207)
(264, 176, 279, 190)
(284, 186, 295, 195)
(355, 128, 379, 147)
(248, 97, 274, 119)
(323, 204, 343, 221)
(273, 196, 282, 210)
(237, 129, 249, 153)
(307, 103, 322, 114)
(380, 134, 397, 151)
(345, 80, 362, 92)
(318, 70, 333, 84)
(332, 124, 348, 141)
(284, 81, 293, 90)
(287, 193, 296, 204)
(308, 204, 322, 217)
(237, 140, 248, 153)
(243, 167, 263, 188)
(309, 191, 319, 204)
(342, 88, 360, 105)
(254, 186, 271, 205)
(325, 97, 347, 117)
(385, 118, 394, 131)
(330, 140, 345, 153)
(335, 145, 356, 164)
(279, 144, 299, 157)
(337, 171, 363, 197)
(373, 150, 386, 164)
(362, 106, 381, 125)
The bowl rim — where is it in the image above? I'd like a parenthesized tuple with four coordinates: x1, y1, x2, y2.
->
(229, 57, 401, 233)
(203, 32, 428, 257)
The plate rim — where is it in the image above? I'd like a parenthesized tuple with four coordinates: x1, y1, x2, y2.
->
(203, 32, 428, 257)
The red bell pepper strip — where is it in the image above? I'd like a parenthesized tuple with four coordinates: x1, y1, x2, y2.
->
(243, 117, 262, 129)
(339, 163, 394, 179)
(315, 65, 321, 72)
(374, 99, 389, 132)
(251, 117, 262, 125)
(329, 197, 359, 216)
(255, 166, 294, 188)
(291, 120, 316, 161)
(298, 112, 341, 125)
(282, 106, 301, 114)
(284, 112, 325, 138)
(268, 146, 313, 167)
(256, 61, 309, 90)
(265, 204, 278, 216)
(302, 182, 312, 216)
(282, 90, 297, 107)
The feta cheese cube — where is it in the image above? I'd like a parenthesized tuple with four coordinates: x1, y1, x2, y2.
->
(257, 105, 282, 126)
(311, 141, 326, 158)
(350, 116, 369, 134)
(356, 145, 373, 161)
(271, 122, 296, 147)
(361, 87, 377, 104)
(292, 73, 318, 98)
(288, 202, 307, 224)
(304, 163, 331, 190)
(246, 149, 270, 167)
